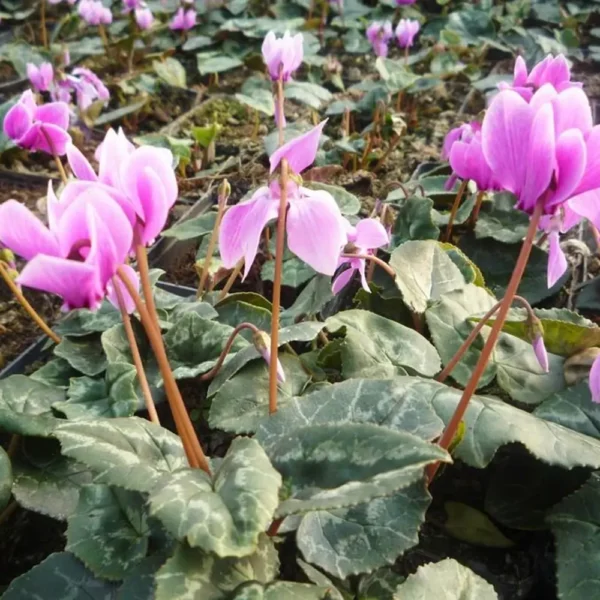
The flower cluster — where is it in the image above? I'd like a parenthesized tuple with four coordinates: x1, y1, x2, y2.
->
(78, 0, 112, 25)
(367, 19, 420, 57)
(0, 129, 177, 311)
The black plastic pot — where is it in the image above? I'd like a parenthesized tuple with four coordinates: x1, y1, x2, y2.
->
(0, 282, 197, 380)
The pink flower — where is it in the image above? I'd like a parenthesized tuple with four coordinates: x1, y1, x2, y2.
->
(135, 7, 153, 29)
(395, 19, 420, 48)
(27, 62, 54, 93)
(3, 90, 71, 155)
(253, 331, 285, 383)
(261, 31, 304, 82)
(590, 355, 600, 403)
(499, 54, 581, 102)
(219, 121, 347, 278)
(123, 0, 143, 11)
(332, 218, 389, 294)
(48, 0, 77, 4)
(0, 188, 136, 311)
(65, 128, 178, 247)
(169, 7, 196, 31)
(68, 67, 110, 111)
(532, 334, 549, 373)
(366, 21, 393, 57)
(78, 0, 112, 25)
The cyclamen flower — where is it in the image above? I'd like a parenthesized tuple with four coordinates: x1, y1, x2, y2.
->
(78, 0, 112, 25)
(366, 22, 393, 58)
(135, 7, 153, 30)
(253, 331, 285, 383)
(499, 54, 581, 101)
(590, 354, 600, 403)
(332, 218, 389, 294)
(262, 31, 304, 82)
(395, 19, 420, 48)
(122, 0, 143, 11)
(27, 63, 54, 93)
(219, 121, 347, 278)
(3, 90, 71, 155)
(169, 7, 196, 31)
(0, 188, 137, 312)
(65, 128, 178, 247)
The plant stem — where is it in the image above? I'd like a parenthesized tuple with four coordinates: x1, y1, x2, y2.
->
(404, 46, 409, 66)
(218, 258, 244, 301)
(276, 75, 285, 147)
(112, 276, 159, 425)
(197, 184, 229, 299)
(469, 190, 485, 229)
(199, 322, 259, 381)
(268, 158, 289, 415)
(40, 0, 48, 48)
(341, 253, 396, 280)
(40, 127, 68, 185)
(427, 201, 544, 481)
(135, 244, 159, 333)
(443, 179, 468, 242)
(117, 267, 210, 475)
(0, 261, 60, 344)
(98, 24, 109, 50)
(373, 133, 402, 172)
(0, 500, 18, 529)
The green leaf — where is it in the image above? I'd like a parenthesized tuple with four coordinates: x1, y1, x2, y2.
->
(153, 57, 187, 88)
(261, 258, 316, 288)
(393, 558, 498, 599)
(325, 310, 441, 379)
(281, 275, 334, 325)
(391, 196, 440, 247)
(12, 438, 92, 520)
(162, 212, 217, 241)
(548, 473, 600, 600)
(56, 417, 188, 493)
(116, 554, 165, 600)
(1, 552, 119, 599)
(390, 241, 466, 313)
(285, 81, 333, 109)
(182, 35, 213, 51)
(426, 285, 566, 403)
(55, 335, 107, 377)
(358, 568, 405, 600)
(474, 192, 530, 244)
(0, 445, 12, 511)
(268, 423, 449, 516)
(231, 581, 329, 599)
(55, 302, 123, 338)
(304, 182, 360, 215)
(297, 482, 431, 579)
(155, 535, 279, 600)
(94, 99, 148, 126)
(150, 438, 281, 557)
(197, 52, 243, 75)
(209, 354, 312, 434)
(164, 312, 249, 380)
(215, 300, 272, 337)
(66, 484, 149, 581)
(30, 358, 79, 387)
(443, 502, 514, 548)
(235, 91, 275, 116)
(192, 123, 222, 148)
(0, 375, 65, 437)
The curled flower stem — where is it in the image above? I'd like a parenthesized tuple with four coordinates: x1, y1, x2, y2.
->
(340, 253, 396, 281)
(40, 127, 68, 185)
(40, 0, 48, 48)
(117, 266, 211, 475)
(218, 258, 244, 301)
(443, 179, 468, 243)
(197, 184, 229, 299)
(112, 276, 160, 425)
(268, 158, 289, 415)
(0, 261, 60, 344)
(199, 322, 260, 381)
(427, 201, 544, 482)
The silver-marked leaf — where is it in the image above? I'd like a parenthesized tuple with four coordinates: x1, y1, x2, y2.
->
(0, 375, 65, 436)
(116, 554, 166, 600)
(55, 417, 187, 493)
(0, 445, 12, 511)
(55, 302, 122, 338)
(153, 57, 187, 88)
(297, 482, 431, 579)
(30, 358, 79, 387)
(215, 300, 272, 338)
(393, 558, 498, 599)
(55, 335, 107, 376)
(149, 438, 281, 557)
(231, 581, 329, 599)
(297, 560, 346, 600)
(281, 275, 334, 325)
(285, 81, 333, 109)
(155, 535, 279, 600)
(209, 354, 312, 434)
(358, 568, 405, 599)
(548, 473, 600, 600)
(261, 258, 316, 289)
(12, 438, 92, 520)
(164, 312, 249, 380)
(66, 484, 150, 581)
(208, 322, 324, 397)
(390, 241, 466, 313)
(1, 552, 119, 599)
(325, 310, 441, 379)
(269, 423, 449, 516)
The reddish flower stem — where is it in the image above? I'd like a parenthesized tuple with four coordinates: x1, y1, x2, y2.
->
(268, 158, 289, 414)
(340, 253, 396, 280)
(276, 75, 285, 147)
(112, 276, 160, 425)
(427, 201, 544, 482)
(469, 190, 485, 229)
(443, 179, 468, 243)
(217, 258, 244, 301)
(40, 0, 48, 49)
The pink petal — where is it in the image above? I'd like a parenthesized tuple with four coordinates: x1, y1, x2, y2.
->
(131, 168, 170, 246)
(513, 56, 528, 87)
(547, 231, 568, 288)
(546, 129, 586, 210)
(332, 265, 355, 295)
(551, 87, 593, 136)
(532, 335, 549, 373)
(3, 102, 32, 141)
(574, 126, 600, 195)
(354, 218, 389, 250)
(97, 128, 134, 187)
(20, 123, 71, 155)
(269, 120, 327, 175)
(589, 355, 600, 403)
(218, 188, 278, 279)
(106, 264, 139, 314)
(66, 143, 98, 181)
(47, 181, 62, 230)
(18, 255, 102, 311)
(34, 102, 70, 131)
(286, 188, 346, 275)
(0, 200, 60, 260)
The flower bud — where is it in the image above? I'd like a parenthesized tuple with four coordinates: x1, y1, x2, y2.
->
(527, 315, 548, 373)
(253, 331, 286, 383)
